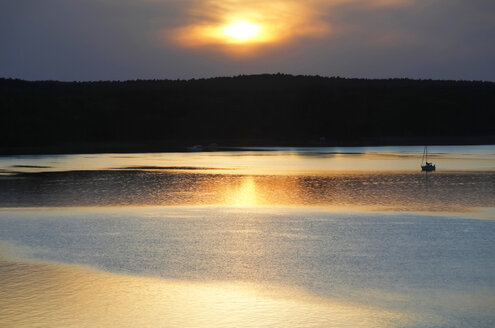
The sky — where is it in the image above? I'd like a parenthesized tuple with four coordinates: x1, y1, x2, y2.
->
(1, 0, 494, 81)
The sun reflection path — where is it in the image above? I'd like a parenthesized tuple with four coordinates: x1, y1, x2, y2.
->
(224, 177, 260, 206)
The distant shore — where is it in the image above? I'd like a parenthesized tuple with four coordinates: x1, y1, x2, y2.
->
(2, 75, 494, 155)
(1, 136, 494, 155)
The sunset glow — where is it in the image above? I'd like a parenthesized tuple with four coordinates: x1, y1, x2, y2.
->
(169, 0, 330, 54)
(222, 21, 262, 43)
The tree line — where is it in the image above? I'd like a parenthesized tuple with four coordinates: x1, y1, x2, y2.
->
(1, 74, 494, 153)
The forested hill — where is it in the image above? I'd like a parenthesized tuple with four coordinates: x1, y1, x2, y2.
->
(1, 74, 494, 153)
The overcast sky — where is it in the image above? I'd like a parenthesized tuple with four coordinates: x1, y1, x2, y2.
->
(1, 0, 494, 81)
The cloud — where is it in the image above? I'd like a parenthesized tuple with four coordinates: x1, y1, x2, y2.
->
(1, 0, 494, 80)
(164, 0, 421, 54)
(165, 0, 330, 55)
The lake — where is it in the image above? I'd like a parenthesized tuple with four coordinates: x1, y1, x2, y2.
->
(1, 146, 494, 327)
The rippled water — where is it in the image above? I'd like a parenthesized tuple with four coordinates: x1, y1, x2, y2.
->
(0, 146, 494, 327)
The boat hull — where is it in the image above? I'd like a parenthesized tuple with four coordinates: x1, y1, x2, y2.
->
(421, 164, 436, 172)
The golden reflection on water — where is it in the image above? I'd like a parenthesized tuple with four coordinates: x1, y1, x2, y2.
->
(223, 177, 260, 206)
(0, 258, 409, 328)
(0, 146, 495, 175)
(3, 147, 494, 175)
(0, 147, 494, 214)
(205, 175, 306, 208)
(201, 173, 494, 214)
(0, 170, 493, 215)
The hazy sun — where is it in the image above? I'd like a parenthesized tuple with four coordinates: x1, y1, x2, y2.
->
(169, 1, 331, 54)
(222, 21, 261, 43)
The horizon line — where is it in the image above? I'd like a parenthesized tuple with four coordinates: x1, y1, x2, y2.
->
(1, 73, 494, 84)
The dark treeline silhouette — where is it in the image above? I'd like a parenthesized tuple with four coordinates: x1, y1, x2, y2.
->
(1, 74, 494, 153)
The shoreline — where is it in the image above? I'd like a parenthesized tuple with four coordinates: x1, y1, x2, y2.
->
(1, 136, 494, 156)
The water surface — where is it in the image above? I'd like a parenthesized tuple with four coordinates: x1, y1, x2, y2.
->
(1, 146, 494, 327)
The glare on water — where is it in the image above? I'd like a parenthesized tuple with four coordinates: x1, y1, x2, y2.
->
(0, 146, 494, 328)
(0, 258, 409, 328)
(0, 146, 494, 213)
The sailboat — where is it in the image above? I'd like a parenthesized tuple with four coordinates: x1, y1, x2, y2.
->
(421, 146, 435, 171)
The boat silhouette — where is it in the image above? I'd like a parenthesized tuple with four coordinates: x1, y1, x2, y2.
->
(421, 146, 436, 171)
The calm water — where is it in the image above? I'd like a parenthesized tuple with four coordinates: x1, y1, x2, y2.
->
(0, 146, 494, 327)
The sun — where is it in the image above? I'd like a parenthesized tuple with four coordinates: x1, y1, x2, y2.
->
(222, 21, 262, 43)
(169, 1, 331, 53)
